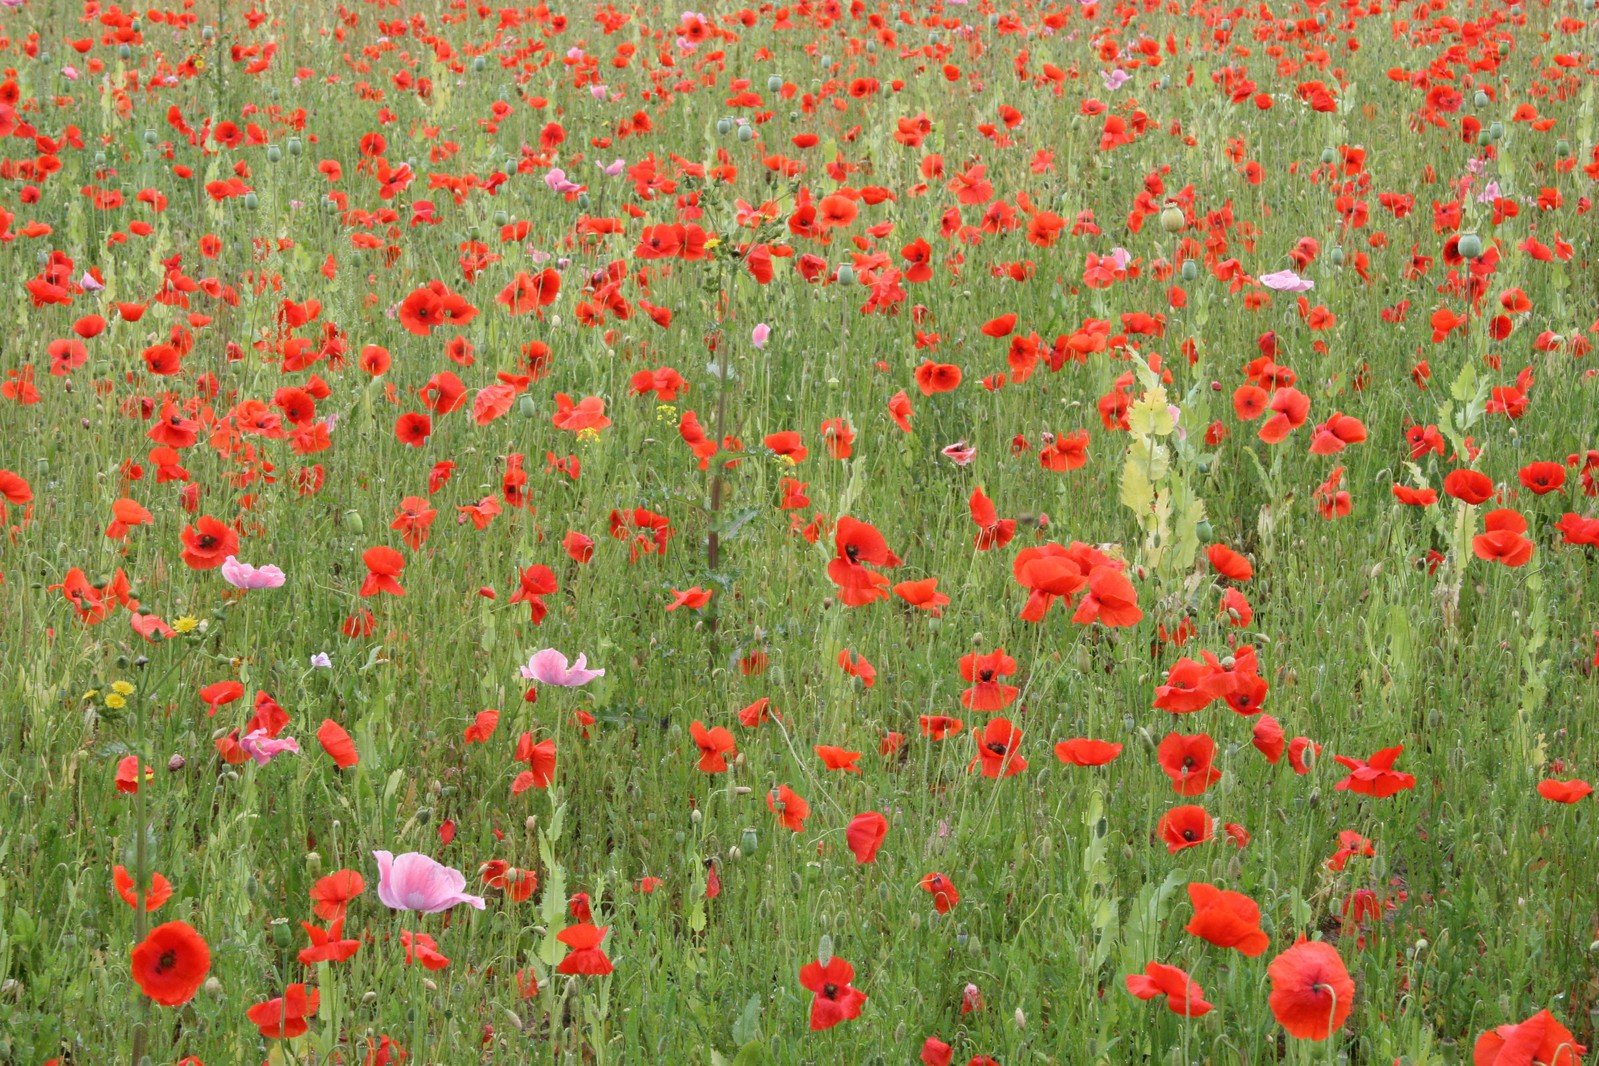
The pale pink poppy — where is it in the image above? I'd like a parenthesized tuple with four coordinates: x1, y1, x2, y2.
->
(520, 649, 606, 687)
(221, 556, 286, 590)
(373, 851, 486, 913)
(239, 729, 300, 766)
(942, 442, 977, 466)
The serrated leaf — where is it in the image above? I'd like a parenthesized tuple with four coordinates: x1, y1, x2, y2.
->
(731, 1041, 774, 1066)
(1127, 393, 1175, 437)
(731, 993, 762, 1045)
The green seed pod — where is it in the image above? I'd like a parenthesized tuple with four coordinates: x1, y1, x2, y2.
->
(243, 192, 259, 210)
(1180, 259, 1199, 281)
(493, 210, 509, 226)
(266, 145, 281, 163)
(1457, 232, 1483, 259)
(519, 395, 538, 418)
(740, 827, 760, 855)
(1488, 120, 1504, 141)
(737, 124, 754, 142)
(767, 75, 782, 92)
(1556, 139, 1572, 158)
(1330, 246, 1345, 266)
(118, 44, 132, 60)
(836, 264, 855, 285)
(344, 509, 364, 535)
(716, 117, 732, 136)
(472, 56, 485, 72)
(287, 137, 302, 157)
(1159, 203, 1185, 233)
(1474, 89, 1490, 109)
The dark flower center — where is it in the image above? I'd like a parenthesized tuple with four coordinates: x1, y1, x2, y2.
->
(157, 950, 177, 973)
(822, 982, 839, 999)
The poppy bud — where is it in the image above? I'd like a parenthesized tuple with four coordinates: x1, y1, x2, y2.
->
(817, 933, 833, 967)
(343, 509, 364, 534)
(167, 754, 185, 772)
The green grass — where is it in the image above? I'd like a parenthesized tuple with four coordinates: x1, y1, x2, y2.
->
(0, 0, 1598, 1061)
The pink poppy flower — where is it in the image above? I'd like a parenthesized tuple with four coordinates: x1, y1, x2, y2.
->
(221, 556, 286, 590)
(520, 649, 606, 687)
(373, 851, 486, 913)
(239, 729, 300, 766)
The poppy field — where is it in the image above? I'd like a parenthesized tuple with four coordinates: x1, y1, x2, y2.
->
(4, 0, 1599, 1060)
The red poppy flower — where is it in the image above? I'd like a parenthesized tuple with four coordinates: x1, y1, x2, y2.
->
(114, 865, 173, 912)
(1206, 544, 1254, 581)
(1333, 745, 1416, 798)
(893, 577, 950, 616)
(1473, 1008, 1585, 1065)
(130, 921, 211, 1007)
(969, 718, 1026, 778)
(309, 870, 366, 921)
(1186, 882, 1270, 956)
(1267, 939, 1354, 1040)
(556, 923, 614, 975)
(1443, 468, 1495, 505)
(248, 984, 321, 1039)
(358, 546, 406, 597)
(316, 719, 359, 769)
(689, 720, 736, 773)
(960, 649, 1019, 710)
(1537, 778, 1592, 804)
(179, 515, 239, 570)
(918, 872, 960, 913)
(799, 957, 867, 1030)
(1473, 509, 1535, 567)
(1157, 805, 1213, 853)
(1125, 961, 1212, 1017)
(845, 811, 888, 863)
(299, 918, 361, 965)
(1157, 733, 1223, 796)
(1054, 738, 1123, 766)
(767, 784, 810, 832)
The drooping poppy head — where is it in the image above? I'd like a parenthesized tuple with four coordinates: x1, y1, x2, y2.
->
(1267, 938, 1354, 1040)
